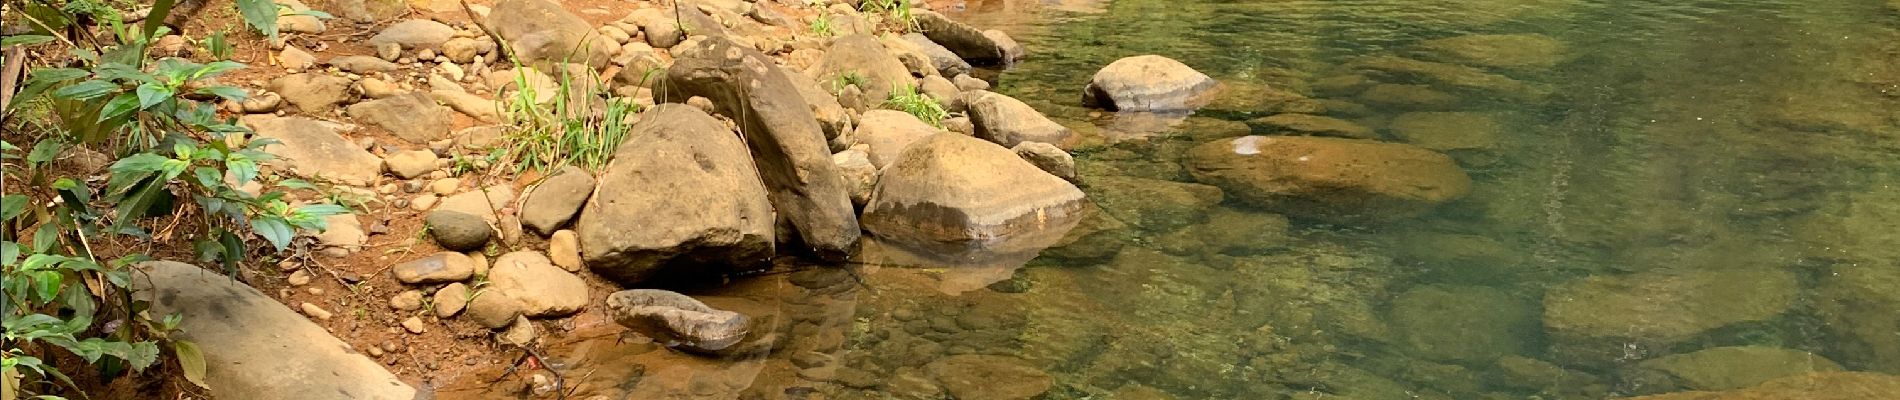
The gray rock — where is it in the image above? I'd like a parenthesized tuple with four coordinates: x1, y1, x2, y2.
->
(327, 55, 399, 74)
(392, 251, 477, 284)
(863, 133, 1087, 255)
(499, 315, 537, 345)
(1185, 136, 1471, 221)
(1389, 285, 1536, 363)
(240, 91, 284, 114)
(913, 10, 1021, 64)
(903, 33, 972, 77)
(607, 289, 751, 353)
(1083, 55, 1221, 112)
(857, 110, 942, 169)
(347, 92, 452, 143)
(665, 36, 861, 260)
(133, 261, 417, 400)
(241, 116, 382, 184)
(383, 149, 438, 179)
(466, 290, 523, 329)
(489, 251, 588, 317)
(487, 0, 617, 68)
(1011, 142, 1074, 181)
(426, 210, 492, 251)
(434, 282, 470, 318)
(269, 73, 353, 112)
(520, 165, 595, 236)
(816, 34, 914, 104)
(578, 105, 774, 285)
(964, 90, 1077, 149)
(781, 71, 855, 152)
(370, 19, 455, 50)
(375, 42, 402, 61)
(952, 74, 990, 92)
(919, 75, 959, 104)
(832, 149, 876, 208)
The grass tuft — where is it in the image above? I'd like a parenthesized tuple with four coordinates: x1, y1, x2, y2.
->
(884, 83, 947, 127)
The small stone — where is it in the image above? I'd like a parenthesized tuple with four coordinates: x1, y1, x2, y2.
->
(280, 47, 319, 71)
(467, 291, 522, 329)
(1012, 142, 1076, 181)
(411, 194, 439, 211)
(489, 251, 588, 317)
(287, 269, 313, 286)
(377, 42, 402, 62)
(391, 251, 477, 284)
(368, 346, 385, 357)
(402, 316, 428, 334)
(389, 290, 424, 311)
(434, 283, 470, 318)
(240, 92, 284, 114)
(301, 302, 333, 320)
(384, 150, 439, 179)
(430, 178, 460, 195)
(418, 49, 437, 60)
(953, 74, 990, 92)
(547, 230, 582, 271)
(500, 315, 536, 345)
(426, 210, 493, 252)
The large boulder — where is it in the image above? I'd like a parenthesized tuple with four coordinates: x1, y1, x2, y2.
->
(963, 90, 1078, 149)
(815, 34, 915, 103)
(857, 110, 943, 168)
(133, 261, 416, 400)
(1082, 55, 1222, 112)
(606, 289, 751, 354)
(1184, 136, 1472, 221)
(914, 10, 1022, 64)
(1544, 268, 1800, 367)
(665, 36, 861, 260)
(520, 165, 595, 236)
(577, 105, 774, 285)
(347, 92, 452, 143)
(903, 33, 972, 77)
(862, 133, 1087, 254)
(269, 73, 353, 113)
(486, 0, 618, 68)
(241, 116, 382, 185)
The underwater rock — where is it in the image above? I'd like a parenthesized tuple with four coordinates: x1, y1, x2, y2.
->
(1154, 208, 1290, 255)
(1387, 111, 1504, 166)
(1631, 346, 1842, 392)
(1625, 372, 1900, 400)
(1391, 232, 1528, 283)
(1543, 268, 1799, 367)
(607, 289, 751, 354)
(925, 354, 1054, 400)
(1083, 175, 1225, 231)
(1350, 55, 1551, 101)
(1185, 135, 1472, 222)
(577, 105, 774, 285)
(1415, 33, 1568, 73)
(1356, 83, 1459, 110)
(1814, 263, 1900, 373)
(1083, 55, 1222, 112)
(862, 133, 1087, 256)
(1247, 113, 1378, 139)
(1388, 285, 1537, 363)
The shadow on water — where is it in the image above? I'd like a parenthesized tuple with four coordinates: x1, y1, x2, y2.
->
(446, 0, 1900, 398)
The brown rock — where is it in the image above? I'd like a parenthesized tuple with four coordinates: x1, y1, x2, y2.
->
(1185, 135, 1471, 221)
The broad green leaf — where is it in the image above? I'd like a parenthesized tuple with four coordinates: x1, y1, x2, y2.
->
(160, 159, 190, 181)
(278, 179, 317, 190)
(193, 61, 246, 80)
(251, 217, 294, 250)
(195, 85, 248, 101)
(193, 167, 223, 189)
(218, 231, 244, 273)
(297, 204, 349, 217)
(1, 195, 25, 222)
(112, 179, 167, 231)
(172, 142, 196, 159)
(173, 340, 210, 388)
(125, 341, 161, 371)
(97, 92, 142, 122)
(2, 314, 62, 330)
(33, 224, 59, 253)
(30, 270, 62, 304)
(51, 80, 119, 100)
(228, 156, 259, 185)
(1, 241, 18, 266)
(27, 140, 64, 164)
(0, 34, 55, 47)
(135, 82, 172, 109)
(235, 0, 280, 40)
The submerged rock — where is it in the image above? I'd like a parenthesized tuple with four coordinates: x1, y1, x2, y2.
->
(1350, 55, 1549, 101)
(964, 90, 1078, 149)
(1387, 111, 1504, 165)
(1084, 175, 1225, 231)
(1632, 346, 1842, 391)
(925, 354, 1054, 400)
(1082, 55, 1222, 112)
(578, 105, 774, 285)
(1357, 83, 1458, 110)
(1625, 372, 1900, 400)
(862, 133, 1087, 255)
(666, 36, 861, 260)
(1247, 113, 1377, 139)
(607, 289, 751, 354)
(486, 0, 617, 68)
(1389, 285, 1536, 363)
(1415, 33, 1568, 73)
(1185, 136, 1471, 221)
(133, 261, 417, 400)
(1543, 268, 1799, 366)
(1814, 263, 1900, 373)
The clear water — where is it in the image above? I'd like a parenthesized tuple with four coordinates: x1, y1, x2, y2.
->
(446, 0, 1900, 398)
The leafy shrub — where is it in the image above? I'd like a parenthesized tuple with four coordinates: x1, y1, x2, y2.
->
(884, 83, 948, 127)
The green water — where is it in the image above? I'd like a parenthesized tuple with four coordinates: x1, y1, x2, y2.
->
(491, 1, 1900, 398)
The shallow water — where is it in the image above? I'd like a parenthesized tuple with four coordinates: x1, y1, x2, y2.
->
(448, 0, 1900, 398)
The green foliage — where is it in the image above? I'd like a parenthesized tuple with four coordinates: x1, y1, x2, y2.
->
(860, 0, 918, 32)
(811, 13, 837, 38)
(884, 83, 948, 127)
(827, 71, 868, 96)
(202, 30, 234, 61)
(502, 67, 639, 173)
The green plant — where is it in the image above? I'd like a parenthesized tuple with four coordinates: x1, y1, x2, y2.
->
(502, 66, 639, 173)
(810, 13, 836, 38)
(827, 71, 868, 96)
(3, 1, 348, 398)
(859, 0, 917, 32)
(884, 83, 948, 127)
(201, 30, 233, 60)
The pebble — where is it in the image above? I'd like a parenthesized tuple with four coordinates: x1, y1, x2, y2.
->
(402, 316, 429, 334)
(547, 230, 582, 272)
(301, 303, 334, 320)
(287, 269, 313, 286)
(307, 287, 324, 295)
(390, 290, 425, 311)
(369, 346, 385, 357)
(431, 178, 461, 195)
(501, 315, 536, 345)
(435, 283, 470, 318)
(411, 194, 439, 211)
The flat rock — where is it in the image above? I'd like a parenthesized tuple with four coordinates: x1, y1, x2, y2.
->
(577, 105, 773, 285)
(862, 133, 1087, 255)
(370, 19, 455, 50)
(241, 116, 382, 184)
(1389, 285, 1536, 363)
(383, 149, 438, 179)
(488, 0, 617, 67)
(964, 90, 1078, 149)
(1012, 142, 1075, 181)
(1388, 111, 1503, 153)
(1083, 55, 1221, 112)
(1415, 33, 1567, 73)
(392, 251, 477, 284)
(1248, 113, 1377, 139)
(328, 55, 399, 74)
(489, 251, 589, 317)
(857, 110, 943, 169)
(269, 73, 353, 113)
(1626, 372, 1900, 400)
(606, 289, 751, 354)
(1185, 136, 1472, 221)
(547, 230, 581, 271)
(520, 165, 595, 236)
(435, 185, 515, 223)
(1816, 263, 1900, 373)
(903, 33, 972, 77)
(434, 282, 470, 318)
(925, 354, 1053, 400)
(432, 90, 502, 123)
(1544, 268, 1799, 366)
(665, 36, 860, 260)
(1084, 175, 1224, 231)
(348, 92, 451, 143)
(133, 261, 416, 400)
(1357, 83, 1458, 110)
(1634, 346, 1842, 391)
